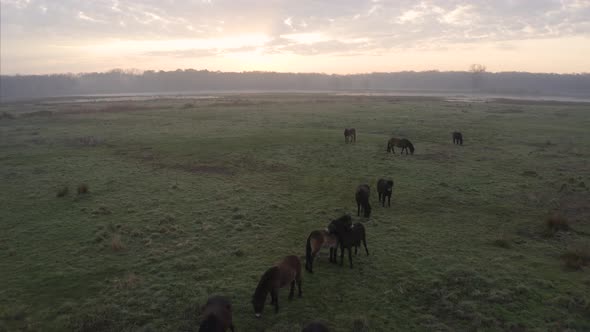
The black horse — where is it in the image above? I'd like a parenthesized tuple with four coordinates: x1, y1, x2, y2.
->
(328, 220, 369, 268)
(377, 179, 394, 207)
(452, 132, 463, 145)
(199, 296, 235, 332)
(387, 138, 415, 155)
(344, 128, 356, 143)
(355, 184, 371, 218)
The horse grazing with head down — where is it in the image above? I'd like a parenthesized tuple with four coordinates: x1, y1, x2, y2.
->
(377, 178, 394, 207)
(452, 131, 463, 145)
(252, 255, 302, 317)
(355, 184, 372, 218)
(199, 296, 235, 332)
(344, 128, 356, 143)
(305, 229, 338, 273)
(387, 138, 415, 155)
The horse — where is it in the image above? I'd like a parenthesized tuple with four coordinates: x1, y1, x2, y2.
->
(327, 214, 353, 235)
(344, 128, 356, 143)
(355, 184, 372, 218)
(252, 255, 302, 317)
(452, 131, 463, 145)
(377, 179, 394, 207)
(305, 229, 339, 273)
(303, 321, 330, 332)
(387, 138, 415, 155)
(199, 296, 235, 332)
(328, 221, 369, 268)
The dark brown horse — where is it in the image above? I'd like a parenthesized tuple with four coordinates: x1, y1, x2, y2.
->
(387, 138, 415, 155)
(305, 229, 338, 273)
(252, 255, 302, 317)
(303, 321, 330, 332)
(199, 296, 235, 332)
(452, 131, 463, 145)
(377, 179, 394, 207)
(355, 184, 372, 218)
(344, 128, 356, 143)
(328, 220, 369, 268)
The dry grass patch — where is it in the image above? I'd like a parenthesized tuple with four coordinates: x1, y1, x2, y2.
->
(111, 233, 125, 251)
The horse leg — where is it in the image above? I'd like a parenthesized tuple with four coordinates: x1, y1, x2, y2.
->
(357, 203, 361, 217)
(230, 324, 235, 332)
(288, 280, 295, 300)
(272, 289, 279, 313)
(363, 237, 369, 256)
(297, 277, 302, 297)
(340, 245, 345, 266)
(348, 247, 353, 269)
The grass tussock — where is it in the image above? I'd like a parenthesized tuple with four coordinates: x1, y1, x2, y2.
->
(77, 183, 89, 195)
(56, 185, 69, 197)
(111, 234, 125, 251)
(561, 244, 590, 270)
(492, 238, 512, 249)
(113, 273, 140, 289)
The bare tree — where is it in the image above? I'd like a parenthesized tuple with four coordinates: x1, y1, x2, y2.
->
(469, 64, 487, 91)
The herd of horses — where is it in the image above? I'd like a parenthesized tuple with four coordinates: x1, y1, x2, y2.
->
(199, 129, 464, 331)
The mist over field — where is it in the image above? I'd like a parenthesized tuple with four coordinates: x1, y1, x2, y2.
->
(2, 69, 590, 101)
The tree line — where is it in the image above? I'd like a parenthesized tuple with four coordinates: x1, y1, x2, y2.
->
(1, 69, 589, 101)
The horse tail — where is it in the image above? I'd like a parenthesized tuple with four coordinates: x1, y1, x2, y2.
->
(387, 140, 391, 152)
(408, 141, 415, 154)
(305, 233, 313, 272)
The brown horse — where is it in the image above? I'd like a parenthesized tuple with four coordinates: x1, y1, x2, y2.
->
(199, 296, 235, 332)
(344, 128, 356, 143)
(452, 131, 463, 145)
(355, 184, 372, 218)
(303, 321, 330, 331)
(387, 138, 415, 155)
(305, 229, 339, 273)
(252, 255, 302, 317)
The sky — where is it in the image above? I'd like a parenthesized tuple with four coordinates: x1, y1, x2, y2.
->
(1, 0, 590, 75)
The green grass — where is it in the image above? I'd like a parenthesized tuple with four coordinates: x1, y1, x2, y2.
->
(1, 95, 589, 331)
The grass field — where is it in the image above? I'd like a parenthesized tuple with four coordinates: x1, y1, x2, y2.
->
(1, 94, 589, 331)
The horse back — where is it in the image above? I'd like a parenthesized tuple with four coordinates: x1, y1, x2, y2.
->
(278, 255, 302, 285)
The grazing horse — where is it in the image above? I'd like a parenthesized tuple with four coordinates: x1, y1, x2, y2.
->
(303, 321, 330, 332)
(387, 138, 415, 155)
(328, 221, 369, 268)
(344, 128, 356, 143)
(452, 131, 463, 145)
(199, 296, 235, 332)
(305, 229, 339, 273)
(377, 179, 394, 207)
(355, 184, 372, 218)
(252, 255, 302, 317)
